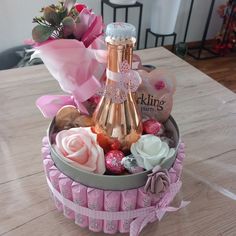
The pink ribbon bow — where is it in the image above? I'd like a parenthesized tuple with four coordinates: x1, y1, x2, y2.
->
(130, 181, 190, 236)
(36, 95, 89, 118)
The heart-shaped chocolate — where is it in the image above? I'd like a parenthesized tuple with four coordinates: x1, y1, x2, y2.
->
(137, 69, 176, 122)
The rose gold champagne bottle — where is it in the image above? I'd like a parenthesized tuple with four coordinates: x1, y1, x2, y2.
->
(93, 23, 142, 152)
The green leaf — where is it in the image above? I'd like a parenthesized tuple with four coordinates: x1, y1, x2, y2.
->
(62, 16, 75, 37)
(62, 16, 75, 27)
(58, 7, 68, 21)
(32, 25, 54, 43)
(43, 6, 61, 26)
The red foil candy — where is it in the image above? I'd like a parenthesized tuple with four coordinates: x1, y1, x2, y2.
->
(105, 150, 125, 174)
(143, 119, 162, 135)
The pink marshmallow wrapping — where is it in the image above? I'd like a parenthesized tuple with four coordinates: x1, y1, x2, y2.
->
(42, 137, 189, 236)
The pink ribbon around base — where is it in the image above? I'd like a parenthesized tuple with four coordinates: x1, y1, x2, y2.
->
(46, 177, 189, 236)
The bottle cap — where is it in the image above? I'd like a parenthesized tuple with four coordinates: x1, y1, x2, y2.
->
(106, 22, 136, 42)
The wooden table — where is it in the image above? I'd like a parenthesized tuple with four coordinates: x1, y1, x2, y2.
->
(1, 47, 236, 236)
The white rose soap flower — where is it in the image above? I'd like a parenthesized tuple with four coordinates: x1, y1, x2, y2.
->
(130, 134, 175, 170)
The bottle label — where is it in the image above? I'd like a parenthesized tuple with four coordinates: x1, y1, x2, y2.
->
(136, 69, 176, 122)
(136, 91, 173, 122)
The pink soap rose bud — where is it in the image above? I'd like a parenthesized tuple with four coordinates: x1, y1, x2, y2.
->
(55, 127, 105, 175)
(143, 119, 162, 135)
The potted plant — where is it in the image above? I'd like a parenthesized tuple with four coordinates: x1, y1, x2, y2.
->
(151, 0, 182, 35)
(109, 0, 136, 5)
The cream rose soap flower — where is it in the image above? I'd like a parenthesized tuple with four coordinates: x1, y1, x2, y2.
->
(54, 127, 106, 174)
(131, 135, 175, 171)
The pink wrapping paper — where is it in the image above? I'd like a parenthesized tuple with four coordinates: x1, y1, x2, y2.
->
(104, 191, 121, 234)
(72, 182, 88, 228)
(87, 188, 104, 232)
(119, 189, 138, 233)
(49, 166, 63, 212)
(36, 39, 107, 115)
(137, 187, 152, 208)
(59, 174, 74, 219)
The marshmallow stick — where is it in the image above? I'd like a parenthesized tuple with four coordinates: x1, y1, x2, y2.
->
(59, 174, 74, 219)
(49, 166, 63, 212)
(119, 189, 137, 233)
(42, 136, 49, 146)
(104, 191, 121, 234)
(43, 159, 54, 178)
(41, 146, 50, 159)
(72, 183, 88, 228)
(137, 187, 152, 208)
(41, 137, 50, 159)
(87, 188, 104, 232)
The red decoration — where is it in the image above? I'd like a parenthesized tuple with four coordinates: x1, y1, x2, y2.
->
(214, 0, 236, 55)
(111, 140, 121, 150)
(75, 4, 86, 13)
(97, 133, 121, 153)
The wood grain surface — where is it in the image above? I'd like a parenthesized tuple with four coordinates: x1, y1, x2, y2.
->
(0, 47, 236, 236)
(185, 52, 236, 93)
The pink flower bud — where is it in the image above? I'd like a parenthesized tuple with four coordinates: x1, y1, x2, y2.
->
(75, 4, 86, 13)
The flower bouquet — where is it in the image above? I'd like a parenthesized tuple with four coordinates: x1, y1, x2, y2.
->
(35, 2, 189, 235)
(33, 0, 106, 114)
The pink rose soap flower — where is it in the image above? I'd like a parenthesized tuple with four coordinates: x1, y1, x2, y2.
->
(55, 127, 105, 174)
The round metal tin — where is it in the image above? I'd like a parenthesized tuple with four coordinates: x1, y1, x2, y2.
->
(48, 116, 180, 191)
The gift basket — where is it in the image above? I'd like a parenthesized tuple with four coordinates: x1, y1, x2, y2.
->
(33, 1, 189, 235)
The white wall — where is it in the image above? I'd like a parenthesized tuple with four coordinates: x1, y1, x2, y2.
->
(0, 0, 226, 52)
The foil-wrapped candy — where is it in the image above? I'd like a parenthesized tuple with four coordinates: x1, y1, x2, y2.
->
(121, 154, 144, 174)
